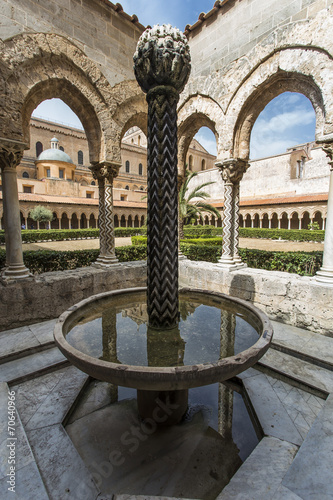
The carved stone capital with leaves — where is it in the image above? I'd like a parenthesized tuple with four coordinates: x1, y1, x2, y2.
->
(217, 158, 249, 184)
(0, 139, 25, 172)
(322, 143, 333, 169)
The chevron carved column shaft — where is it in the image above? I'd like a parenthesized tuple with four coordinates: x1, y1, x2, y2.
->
(134, 24, 191, 329)
(90, 162, 120, 266)
(104, 165, 120, 263)
(145, 87, 180, 328)
(217, 158, 248, 268)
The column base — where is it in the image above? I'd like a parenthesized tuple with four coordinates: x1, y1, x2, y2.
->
(93, 255, 119, 267)
(217, 256, 238, 269)
(137, 389, 188, 426)
(178, 251, 188, 261)
(2, 263, 31, 280)
(316, 266, 333, 286)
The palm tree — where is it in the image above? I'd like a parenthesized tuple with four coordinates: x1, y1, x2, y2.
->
(178, 170, 220, 239)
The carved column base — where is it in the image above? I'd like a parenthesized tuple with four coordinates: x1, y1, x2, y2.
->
(2, 263, 31, 279)
(217, 255, 237, 269)
(316, 266, 333, 286)
(178, 251, 188, 261)
(93, 255, 119, 267)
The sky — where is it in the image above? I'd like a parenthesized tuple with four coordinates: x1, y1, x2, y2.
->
(32, 1, 316, 159)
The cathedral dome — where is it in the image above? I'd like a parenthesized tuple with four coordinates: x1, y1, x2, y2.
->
(36, 148, 74, 164)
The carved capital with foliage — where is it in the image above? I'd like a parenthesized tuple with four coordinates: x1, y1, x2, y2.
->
(133, 24, 191, 95)
(217, 158, 249, 184)
(89, 162, 121, 183)
(0, 139, 25, 172)
(322, 143, 333, 170)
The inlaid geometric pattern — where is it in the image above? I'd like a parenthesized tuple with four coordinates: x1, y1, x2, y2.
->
(222, 182, 233, 259)
(104, 181, 116, 258)
(146, 90, 179, 329)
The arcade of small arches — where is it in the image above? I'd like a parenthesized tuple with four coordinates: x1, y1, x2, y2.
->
(239, 209, 326, 231)
(11, 209, 146, 231)
(1, 17, 333, 283)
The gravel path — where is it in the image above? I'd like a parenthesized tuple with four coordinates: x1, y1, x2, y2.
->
(8, 236, 324, 253)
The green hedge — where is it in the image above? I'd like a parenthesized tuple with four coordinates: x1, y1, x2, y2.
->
(238, 227, 324, 242)
(178, 243, 322, 276)
(0, 246, 147, 274)
(0, 243, 322, 276)
(0, 227, 147, 245)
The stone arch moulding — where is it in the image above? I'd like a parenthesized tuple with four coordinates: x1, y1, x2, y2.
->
(178, 94, 222, 174)
(229, 47, 332, 159)
(0, 32, 122, 164)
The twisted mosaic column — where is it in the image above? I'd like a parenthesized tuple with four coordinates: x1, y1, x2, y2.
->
(217, 159, 248, 269)
(0, 140, 30, 279)
(90, 163, 120, 266)
(134, 25, 191, 329)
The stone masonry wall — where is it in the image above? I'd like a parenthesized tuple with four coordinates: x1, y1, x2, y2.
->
(1, 0, 145, 87)
(0, 262, 147, 331)
(187, 146, 330, 202)
(1, 262, 332, 336)
(188, 0, 333, 78)
(180, 260, 333, 336)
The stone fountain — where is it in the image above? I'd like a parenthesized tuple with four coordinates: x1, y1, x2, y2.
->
(54, 25, 273, 426)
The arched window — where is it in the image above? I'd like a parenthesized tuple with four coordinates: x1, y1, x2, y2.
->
(125, 160, 130, 173)
(78, 150, 83, 165)
(22, 171, 29, 178)
(36, 142, 43, 157)
(139, 163, 143, 175)
(125, 185, 129, 190)
(201, 159, 206, 171)
(189, 155, 193, 171)
(59, 146, 64, 152)
(91, 180, 96, 186)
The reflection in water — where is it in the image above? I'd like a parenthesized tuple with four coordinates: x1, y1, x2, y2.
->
(147, 325, 185, 367)
(101, 307, 119, 403)
(67, 293, 260, 368)
(218, 310, 236, 440)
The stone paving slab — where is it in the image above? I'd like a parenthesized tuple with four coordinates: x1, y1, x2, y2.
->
(259, 349, 333, 394)
(0, 319, 57, 364)
(243, 374, 303, 446)
(13, 366, 88, 431)
(271, 320, 333, 368)
(0, 347, 68, 385)
(27, 424, 99, 500)
(282, 393, 333, 500)
(0, 382, 49, 499)
(216, 436, 298, 500)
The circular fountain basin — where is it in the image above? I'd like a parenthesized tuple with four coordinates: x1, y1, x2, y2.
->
(54, 287, 273, 391)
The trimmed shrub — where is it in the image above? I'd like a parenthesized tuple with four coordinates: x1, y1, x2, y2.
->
(239, 228, 324, 242)
(0, 227, 147, 245)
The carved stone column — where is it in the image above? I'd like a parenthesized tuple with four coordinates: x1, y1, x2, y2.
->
(134, 24, 191, 329)
(216, 158, 248, 269)
(90, 162, 120, 267)
(0, 139, 30, 279)
(316, 142, 333, 285)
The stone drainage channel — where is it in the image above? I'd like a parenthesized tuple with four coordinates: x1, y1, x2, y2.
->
(0, 317, 332, 499)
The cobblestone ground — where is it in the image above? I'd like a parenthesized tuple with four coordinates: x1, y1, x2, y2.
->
(10, 236, 324, 252)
